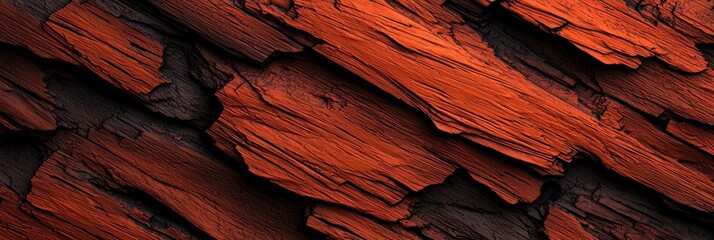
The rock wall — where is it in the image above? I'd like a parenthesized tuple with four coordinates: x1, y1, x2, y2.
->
(1, 0, 712, 239)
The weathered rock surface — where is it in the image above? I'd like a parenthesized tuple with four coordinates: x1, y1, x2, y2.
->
(1, 0, 712, 239)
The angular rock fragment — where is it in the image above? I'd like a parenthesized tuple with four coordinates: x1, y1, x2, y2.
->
(209, 53, 544, 221)
(624, 0, 714, 43)
(0, 135, 66, 239)
(145, 0, 302, 62)
(41, 75, 312, 239)
(45, 0, 168, 95)
(596, 63, 714, 125)
(498, 0, 708, 72)
(667, 120, 714, 157)
(307, 162, 714, 240)
(252, 0, 714, 213)
(0, 49, 57, 132)
(544, 207, 596, 240)
(0, 0, 75, 63)
(0, 49, 312, 239)
(26, 151, 204, 239)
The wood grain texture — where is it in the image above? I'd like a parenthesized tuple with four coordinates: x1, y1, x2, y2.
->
(0, 0, 712, 239)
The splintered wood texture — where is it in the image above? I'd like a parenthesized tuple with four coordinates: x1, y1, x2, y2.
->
(0, 0, 713, 239)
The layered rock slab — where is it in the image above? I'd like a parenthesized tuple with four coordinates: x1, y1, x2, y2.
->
(248, 0, 714, 213)
(209, 53, 544, 221)
(1, 0, 713, 239)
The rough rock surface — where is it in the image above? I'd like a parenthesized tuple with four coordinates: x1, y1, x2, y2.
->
(0, 0, 712, 239)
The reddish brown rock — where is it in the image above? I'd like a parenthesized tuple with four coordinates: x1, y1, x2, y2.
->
(596, 62, 714, 125)
(146, 0, 302, 62)
(41, 75, 312, 239)
(0, 49, 57, 131)
(251, 0, 714, 213)
(308, 204, 419, 240)
(46, 1, 168, 95)
(305, 161, 714, 240)
(0, 79, 55, 131)
(209, 53, 545, 221)
(0, 136, 63, 239)
(0, 49, 312, 239)
(1, 1, 216, 125)
(0, 1, 76, 63)
(544, 207, 596, 240)
(624, 0, 714, 43)
(1, 0, 713, 238)
(549, 162, 713, 239)
(26, 151, 200, 239)
(500, 0, 708, 72)
(597, 99, 714, 180)
(667, 120, 714, 157)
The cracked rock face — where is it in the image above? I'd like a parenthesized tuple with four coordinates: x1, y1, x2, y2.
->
(0, 0, 713, 239)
